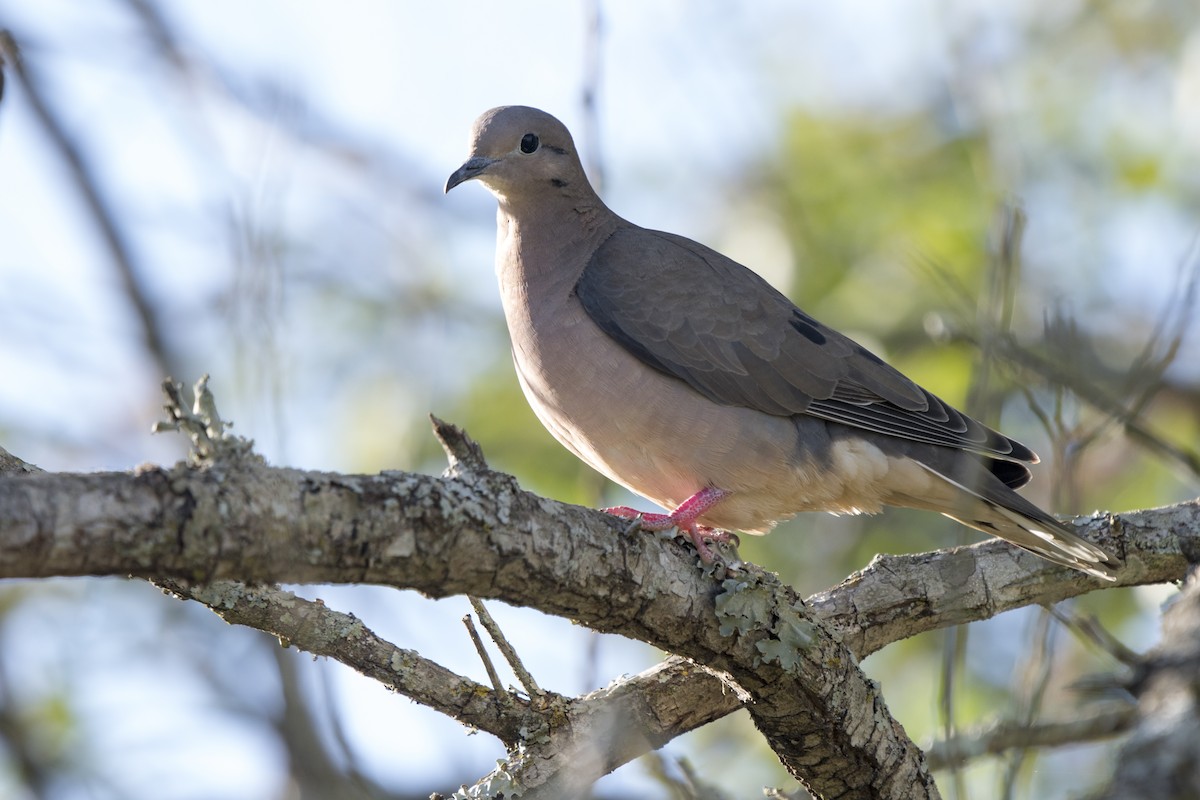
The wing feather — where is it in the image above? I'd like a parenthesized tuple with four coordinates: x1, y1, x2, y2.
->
(576, 227, 1034, 462)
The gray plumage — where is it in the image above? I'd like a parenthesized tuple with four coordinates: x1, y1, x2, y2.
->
(446, 105, 1119, 580)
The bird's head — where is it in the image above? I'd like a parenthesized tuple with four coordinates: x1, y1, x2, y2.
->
(445, 106, 589, 205)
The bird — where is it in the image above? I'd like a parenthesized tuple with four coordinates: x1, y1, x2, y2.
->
(445, 105, 1120, 581)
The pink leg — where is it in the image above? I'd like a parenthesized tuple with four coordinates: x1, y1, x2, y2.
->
(604, 487, 737, 563)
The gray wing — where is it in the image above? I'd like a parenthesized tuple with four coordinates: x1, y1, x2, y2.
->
(575, 227, 1035, 463)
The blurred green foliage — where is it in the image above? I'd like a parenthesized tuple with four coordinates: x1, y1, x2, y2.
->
(766, 111, 993, 318)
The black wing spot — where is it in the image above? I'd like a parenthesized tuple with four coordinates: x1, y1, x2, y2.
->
(790, 310, 827, 345)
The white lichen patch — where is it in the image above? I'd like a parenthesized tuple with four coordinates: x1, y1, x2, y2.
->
(383, 530, 415, 559)
(755, 601, 817, 672)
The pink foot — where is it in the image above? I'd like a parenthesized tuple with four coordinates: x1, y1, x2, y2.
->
(604, 487, 736, 563)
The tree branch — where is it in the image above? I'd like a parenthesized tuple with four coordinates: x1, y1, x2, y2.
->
(808, 500, 1187, 658)
(0, 452, 938, 797)
(0, 421, 1193, 796)
(925, 705, 1136, 771)
(156, 578, 540, 747)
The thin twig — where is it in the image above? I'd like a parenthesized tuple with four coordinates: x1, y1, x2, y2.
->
(463, 613, 505, 697)
(1046, 605, 1141, 667)
(959, 325, 1200, 481)
(924, 229, 1200, 485)
(469, 596, 543, 698)
(1120, 240, 1199, 408)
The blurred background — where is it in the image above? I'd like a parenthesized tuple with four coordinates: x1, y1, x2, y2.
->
(1, 1, 1199, 798)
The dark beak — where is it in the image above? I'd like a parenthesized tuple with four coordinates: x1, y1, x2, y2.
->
(445, 156, 495, 193)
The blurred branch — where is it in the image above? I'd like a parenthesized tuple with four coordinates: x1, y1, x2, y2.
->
(924, 231, 1200, 485)
(952, 323, 1200, 482)
(938, 201, 1028, 799)
(0, 29, 17, 106)
(926, 705, 1136, 772)
(580, 0, 605, 192)
(1118, 243, 1198, 418)
(0, 644, 54, 797)
(644, 751, 736, 800)
(268, 644, 394, 800)
(121, 0, 189, 73)
(1087, 565, 1200, 800)
(999, 608, 1057, 798)
(2, 27, 178, 379)
(936, 623, 968, 800)
(965, 202, 1025, 420)
(116, 0, 437, 202)
(1046, 605, 1141, 667)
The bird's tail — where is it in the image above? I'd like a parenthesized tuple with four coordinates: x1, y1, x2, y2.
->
(912, 462, 1120, 581)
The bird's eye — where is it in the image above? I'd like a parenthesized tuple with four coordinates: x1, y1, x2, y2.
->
(520, 133, 539, 154)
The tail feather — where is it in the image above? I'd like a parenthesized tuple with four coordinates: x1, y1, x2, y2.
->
(914, 462, 1120, 581)
(986, 455, 1032, 490)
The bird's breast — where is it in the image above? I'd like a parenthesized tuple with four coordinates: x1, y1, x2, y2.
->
(496, 264, 880, 531)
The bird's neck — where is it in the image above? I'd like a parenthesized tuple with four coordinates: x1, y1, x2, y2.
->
(494, 196, 623, 287)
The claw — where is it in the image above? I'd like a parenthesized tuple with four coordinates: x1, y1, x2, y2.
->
(685, 527, 720, 564)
